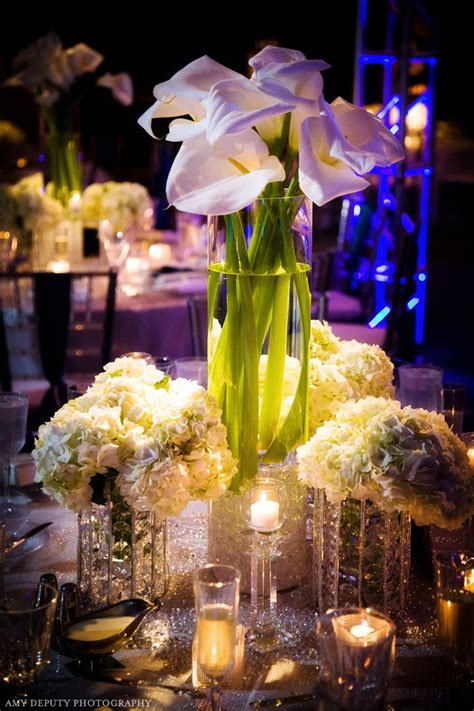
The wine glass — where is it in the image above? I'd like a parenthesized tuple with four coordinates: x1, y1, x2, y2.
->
(0, 393, 29, 520)
(193, 564, 240, 710)
(99, 219, 131, 269)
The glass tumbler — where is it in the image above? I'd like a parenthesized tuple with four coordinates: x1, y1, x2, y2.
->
(0, 582, 57, 689)
(398, 364, 443, 411)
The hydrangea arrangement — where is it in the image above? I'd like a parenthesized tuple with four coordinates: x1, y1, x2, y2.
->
(0, 173, 64, 234)
(81, 181, 152, 231)
(33, 356, 236, 519)
(308, 321, 394, 432)
(298, 396, 474, 529)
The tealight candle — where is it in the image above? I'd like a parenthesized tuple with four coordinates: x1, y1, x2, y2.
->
(250, 491, 280, 532)
(333, 611, 392, 646)
(464, 569, 474, 594)
(467, 448, 474, 468)
(349, 619, 375, 640)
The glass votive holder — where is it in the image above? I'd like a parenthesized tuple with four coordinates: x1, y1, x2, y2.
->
(175, 357, 208, 388)
(442, 382, 466, 435)
(122, 351, 155, 365)
(316, 607, 396, 709)
(434, 551, 474, 661)
(398, 363, 443, 411)
(242, 477, 283, 534)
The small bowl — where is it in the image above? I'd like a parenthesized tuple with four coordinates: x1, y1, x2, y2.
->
(60, 598, 154, 659)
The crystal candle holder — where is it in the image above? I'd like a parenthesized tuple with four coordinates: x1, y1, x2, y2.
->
(316, 607, 396, 709)
(242, 477, 286, 652)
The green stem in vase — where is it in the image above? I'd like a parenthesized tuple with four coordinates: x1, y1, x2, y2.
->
(209, 190, 310, 488)
(259, 273, 290, 449)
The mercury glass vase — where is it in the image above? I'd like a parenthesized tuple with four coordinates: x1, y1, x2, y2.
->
(78, 494, 169, 609)
(312, 490, 411, 618)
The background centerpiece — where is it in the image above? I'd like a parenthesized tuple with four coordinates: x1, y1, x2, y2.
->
(5, 32, 133, 206)
(139, 46, 403, 585)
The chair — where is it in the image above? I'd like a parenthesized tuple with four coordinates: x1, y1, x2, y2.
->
(0, 270, 117, 426)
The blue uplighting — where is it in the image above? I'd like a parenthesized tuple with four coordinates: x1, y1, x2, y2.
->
(368, 306, 391, 328)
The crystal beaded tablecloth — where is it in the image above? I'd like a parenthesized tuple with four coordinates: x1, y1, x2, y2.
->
(3, 499, 473, 710)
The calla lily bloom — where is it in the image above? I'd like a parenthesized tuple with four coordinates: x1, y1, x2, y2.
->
(204, 46, 329, 150)
(205, 75, 296, 146)
(299, 115, 369, 206)
(138, 56, 241, 137)
(328, 97, 405, 173)
(166, 127, 285, 215)
(97, 72, 134, 106)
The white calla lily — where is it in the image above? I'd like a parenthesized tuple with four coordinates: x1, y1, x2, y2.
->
(328, 97, 405, 173)
(250, 46, 330, 108)
(206, 76, 296, 145)
(166, 128, 285, 215)
(299, 115, 369, 206)
(138, 56, 241, 137)
(65, 42, 103, 76)
(97, 72, 134, 106)
(202, 47, 329, 151)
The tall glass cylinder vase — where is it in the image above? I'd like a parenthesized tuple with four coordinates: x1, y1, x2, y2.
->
(207, 195, 312, 589)
(78, 488, 169, 609)
(313, 490, 411, 619)
(208, 195, 312, 486)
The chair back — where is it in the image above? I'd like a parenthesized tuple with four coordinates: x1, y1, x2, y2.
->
(0, 270, 117, 419)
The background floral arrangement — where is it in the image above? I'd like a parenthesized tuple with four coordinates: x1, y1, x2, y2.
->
(80, 181, 152, 231)
(33, 356, 236, 520)
(4, 33, 133, 204)
(298, 396, 474, 529)
(0, 173, 64, 238)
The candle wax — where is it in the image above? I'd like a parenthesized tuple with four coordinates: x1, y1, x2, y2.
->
(350, 620, 375, 639)
(250, 493, 279, 531)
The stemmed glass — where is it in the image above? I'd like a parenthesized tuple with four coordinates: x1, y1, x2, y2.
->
(0, 393, 28, 520)
(193, 564, 240, 710)
(99, 219, 131, 269)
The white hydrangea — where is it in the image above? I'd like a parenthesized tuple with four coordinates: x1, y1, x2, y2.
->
(33, 356, 236, 519)
(6, 173, 64, 232)
(81, 181, 152, 230)
(298, 396, 474, 529)
(308, 321, 394, 432)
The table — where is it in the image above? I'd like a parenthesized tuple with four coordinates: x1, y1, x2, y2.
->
(3, 499, 473, 710)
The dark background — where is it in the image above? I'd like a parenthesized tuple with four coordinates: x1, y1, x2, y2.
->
(0, 3, 470, 141)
